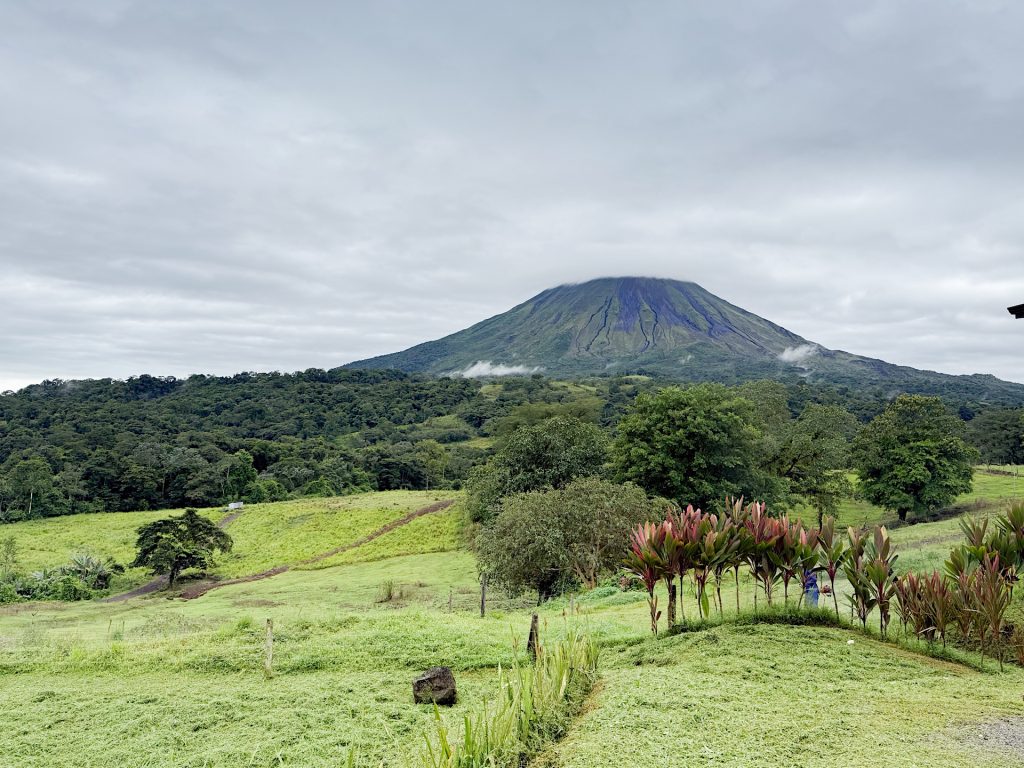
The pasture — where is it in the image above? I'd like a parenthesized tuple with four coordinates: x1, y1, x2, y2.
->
(4, 486, 1024, 767)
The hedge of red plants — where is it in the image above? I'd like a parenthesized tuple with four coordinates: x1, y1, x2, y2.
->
(625, 500, 1024, 670)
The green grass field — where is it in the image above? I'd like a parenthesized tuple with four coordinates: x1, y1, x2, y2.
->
(0, 491, 457, 591)
(3, 547, 1023, 767)
(4, 482, 1024, 767)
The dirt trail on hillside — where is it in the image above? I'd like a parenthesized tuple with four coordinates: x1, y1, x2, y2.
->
(177, 498, 455, 600)
(102, 506, 246, 604)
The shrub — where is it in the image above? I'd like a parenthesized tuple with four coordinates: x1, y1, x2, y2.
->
(422, 631, 598, 768)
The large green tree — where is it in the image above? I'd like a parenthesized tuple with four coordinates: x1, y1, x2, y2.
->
(765, 403, 859, 524)
(476, 477, 660, 600)
(611, 385, 768, 510)
(466, 416, 609, 522)
(853, 395, 978, 522)
(131, 509, 233, 587)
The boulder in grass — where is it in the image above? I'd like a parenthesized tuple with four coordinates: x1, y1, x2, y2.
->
(413, 666, 457, 706)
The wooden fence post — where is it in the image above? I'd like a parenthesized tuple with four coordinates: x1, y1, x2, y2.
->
(264, 618, 274, 679)
(527, 613, 540, 660)
(480, 573, 487, 618)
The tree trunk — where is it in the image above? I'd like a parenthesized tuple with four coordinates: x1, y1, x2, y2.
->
(734, 567, 741, 615)
(666, 579, 677, 629)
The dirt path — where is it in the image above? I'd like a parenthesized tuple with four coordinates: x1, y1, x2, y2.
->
(101, 506, 247, 604)
(177, 498, 455, 600)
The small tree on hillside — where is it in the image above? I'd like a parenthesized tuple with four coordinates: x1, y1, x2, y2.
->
(853, 395, 978, 523)
(476, 478, 660, 601)
(131, 509, 232, 587)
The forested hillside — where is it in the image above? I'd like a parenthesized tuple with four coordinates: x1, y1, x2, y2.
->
(1, 367, 1020, 521)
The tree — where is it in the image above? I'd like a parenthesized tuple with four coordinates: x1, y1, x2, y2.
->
(466, 416, 609, 522)
(0, 536, 17, 578)
(223, 450, 258, 501)
(853, 395, 978, 522)
(3, 457, 64, 519)
(415, 439, 450, 490)
(966, 408, 1024, 465)
(766, 403, 859, 524)
(476, 478, 660, 601)
(131, 509, 233, 587)
(611, 385, 766, 510)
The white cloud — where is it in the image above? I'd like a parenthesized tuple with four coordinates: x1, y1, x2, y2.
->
(456, 361, 542, 378)
(778, 344, 820, 364)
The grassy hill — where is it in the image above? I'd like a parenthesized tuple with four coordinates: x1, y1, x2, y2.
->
(4, 487, 1024, 766)
(2, 491, 459, 592)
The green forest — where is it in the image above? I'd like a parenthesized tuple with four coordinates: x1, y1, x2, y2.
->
(1, 368, 1021, 521)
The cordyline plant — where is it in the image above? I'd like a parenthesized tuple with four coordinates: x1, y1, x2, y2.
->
(817, 516, 848, 620)
(666, 505, 702, 623)
(864, 527, 898, 638)
(792, 525, 821, 609)
(893, 572, 922, 640)
(710, 514, 741, 617)
(973, 554, 1012, 670)
(743, 502, 785, 610)
(725, 498, 753, 614)
(844, 528, 876, 632)
(624, 521, 668, 634)
(950, 569, 979, 646)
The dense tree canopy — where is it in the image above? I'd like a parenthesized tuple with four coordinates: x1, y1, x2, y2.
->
(0, 364, 1002, 523)
(465, 416, 610, 522)
(966, 408, 1024, 466)
(853, 395, 978, 522)
(611, 385, 769, 510)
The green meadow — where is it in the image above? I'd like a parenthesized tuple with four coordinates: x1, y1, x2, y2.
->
(3, 482, 1024, 767)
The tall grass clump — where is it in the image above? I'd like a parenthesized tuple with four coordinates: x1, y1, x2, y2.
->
(422, 630, 598, 768)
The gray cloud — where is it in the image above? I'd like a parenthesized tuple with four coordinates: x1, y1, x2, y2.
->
(1, 1, 1023, 391)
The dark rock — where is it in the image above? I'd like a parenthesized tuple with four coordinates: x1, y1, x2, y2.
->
(413, 666, 457, 706)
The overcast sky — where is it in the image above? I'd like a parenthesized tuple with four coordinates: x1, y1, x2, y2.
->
(2, 1, 1023, 391)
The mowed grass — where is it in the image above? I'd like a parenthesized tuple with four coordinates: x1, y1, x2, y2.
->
(3, 546, 1024, 767)
(215, 491, 456, 577)
(541, 623, 1024, 768)
(301, 500, 464, 570)
(4, 490, 1024, 766)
